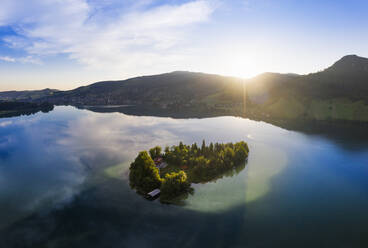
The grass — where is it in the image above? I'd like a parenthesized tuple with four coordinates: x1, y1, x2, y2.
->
(265, 96, 305, 119)
(307, 98, 368, 121)
(253, 95, 368, 122)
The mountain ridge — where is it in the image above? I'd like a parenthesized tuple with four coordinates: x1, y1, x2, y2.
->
(1, 55, 368, 123)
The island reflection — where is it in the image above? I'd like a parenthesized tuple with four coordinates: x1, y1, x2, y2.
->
(1, 106, 368, 248)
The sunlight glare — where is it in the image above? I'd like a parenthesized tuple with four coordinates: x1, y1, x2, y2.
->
(212, 46, 264, 79)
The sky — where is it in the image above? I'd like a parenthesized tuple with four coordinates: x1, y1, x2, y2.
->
(0, 0, 367, 91)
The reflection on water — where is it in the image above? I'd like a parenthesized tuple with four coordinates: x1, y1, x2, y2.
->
(0, 106, 368, 247)
(0, 111, 86, 228)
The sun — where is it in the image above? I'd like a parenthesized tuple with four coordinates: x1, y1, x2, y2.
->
(207, 47, 264, 79)
(225, 55, 263, 79)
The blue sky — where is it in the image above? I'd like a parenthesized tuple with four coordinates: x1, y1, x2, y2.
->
(0, 0, 367, 90)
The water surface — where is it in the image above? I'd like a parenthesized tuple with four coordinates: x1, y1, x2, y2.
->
(1, 106, 368, 247)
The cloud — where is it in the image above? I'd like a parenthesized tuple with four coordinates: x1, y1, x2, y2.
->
(0, 120, 13, 127)
(0, 0, 215, 76)
(0, 56, 16, 62)
(0, 55, 42, 64)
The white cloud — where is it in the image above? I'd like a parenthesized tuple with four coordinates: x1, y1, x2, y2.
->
(0, 0, 215, 77)
(18, 56, 43, 64)
(0, 55, 41, 64)
(0, 56, 16, 62)
(0, 120, 13, 127)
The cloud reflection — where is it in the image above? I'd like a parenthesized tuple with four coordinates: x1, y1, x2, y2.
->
(0, 106, 307, 227)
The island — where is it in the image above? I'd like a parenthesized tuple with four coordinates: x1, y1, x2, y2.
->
(129, 140, 249, 203)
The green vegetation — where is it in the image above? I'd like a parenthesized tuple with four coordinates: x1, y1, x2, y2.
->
(265, 96, 305, 119)
(0, 88, 58, 102)
(149, 146, 162, 160)
(307, 98, 368, 121)
(129, 141, 249, 203)
(163, 140, 249, 183)
(4, 55, 368, 124)
(256, 96, 368, 122)
(129, 151, 162, 194)
(160, 171, 191, 202)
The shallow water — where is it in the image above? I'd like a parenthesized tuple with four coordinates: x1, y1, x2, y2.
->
(0, 106, 368, 247)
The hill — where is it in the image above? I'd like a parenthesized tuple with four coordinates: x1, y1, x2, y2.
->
(0, 88, 59, 102)
(246, 55, 368, 122)
(1, 55, 368, 123)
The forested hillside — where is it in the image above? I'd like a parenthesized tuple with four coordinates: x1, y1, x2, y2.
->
(1, 55, 367, 123)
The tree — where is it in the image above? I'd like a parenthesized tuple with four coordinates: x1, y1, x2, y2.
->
(149, 146, 162, 159)
(201, 140, 206, 155)
(130, 140, 249, 200)
(160, 171, 191, 202)
(191, 142, 198, 152)
(223, 147, 235, 168)
(129, 151, 162, 193)
(235, 145, 248, 163)
(209, 142, 214, 153)
(179, 141, 184, 150)
(235, 141, 249, 154)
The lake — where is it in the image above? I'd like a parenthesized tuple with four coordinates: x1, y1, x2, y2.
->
(1, 106, 368, 247)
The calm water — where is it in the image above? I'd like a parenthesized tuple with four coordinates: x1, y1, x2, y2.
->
(1, 106, 368, 247)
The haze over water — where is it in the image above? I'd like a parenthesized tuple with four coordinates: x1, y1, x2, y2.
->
(1, 106, 368, 247)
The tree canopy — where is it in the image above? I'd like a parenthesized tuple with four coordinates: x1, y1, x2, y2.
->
(163, 140, 249, 183)
(129, 140, 249, 202)
(149, 146, 162, 160)
(160, 171, 191, 202)
(129, 151, 162, 194)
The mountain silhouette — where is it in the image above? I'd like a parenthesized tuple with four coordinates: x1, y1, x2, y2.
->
(1, 55, 368, 122)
